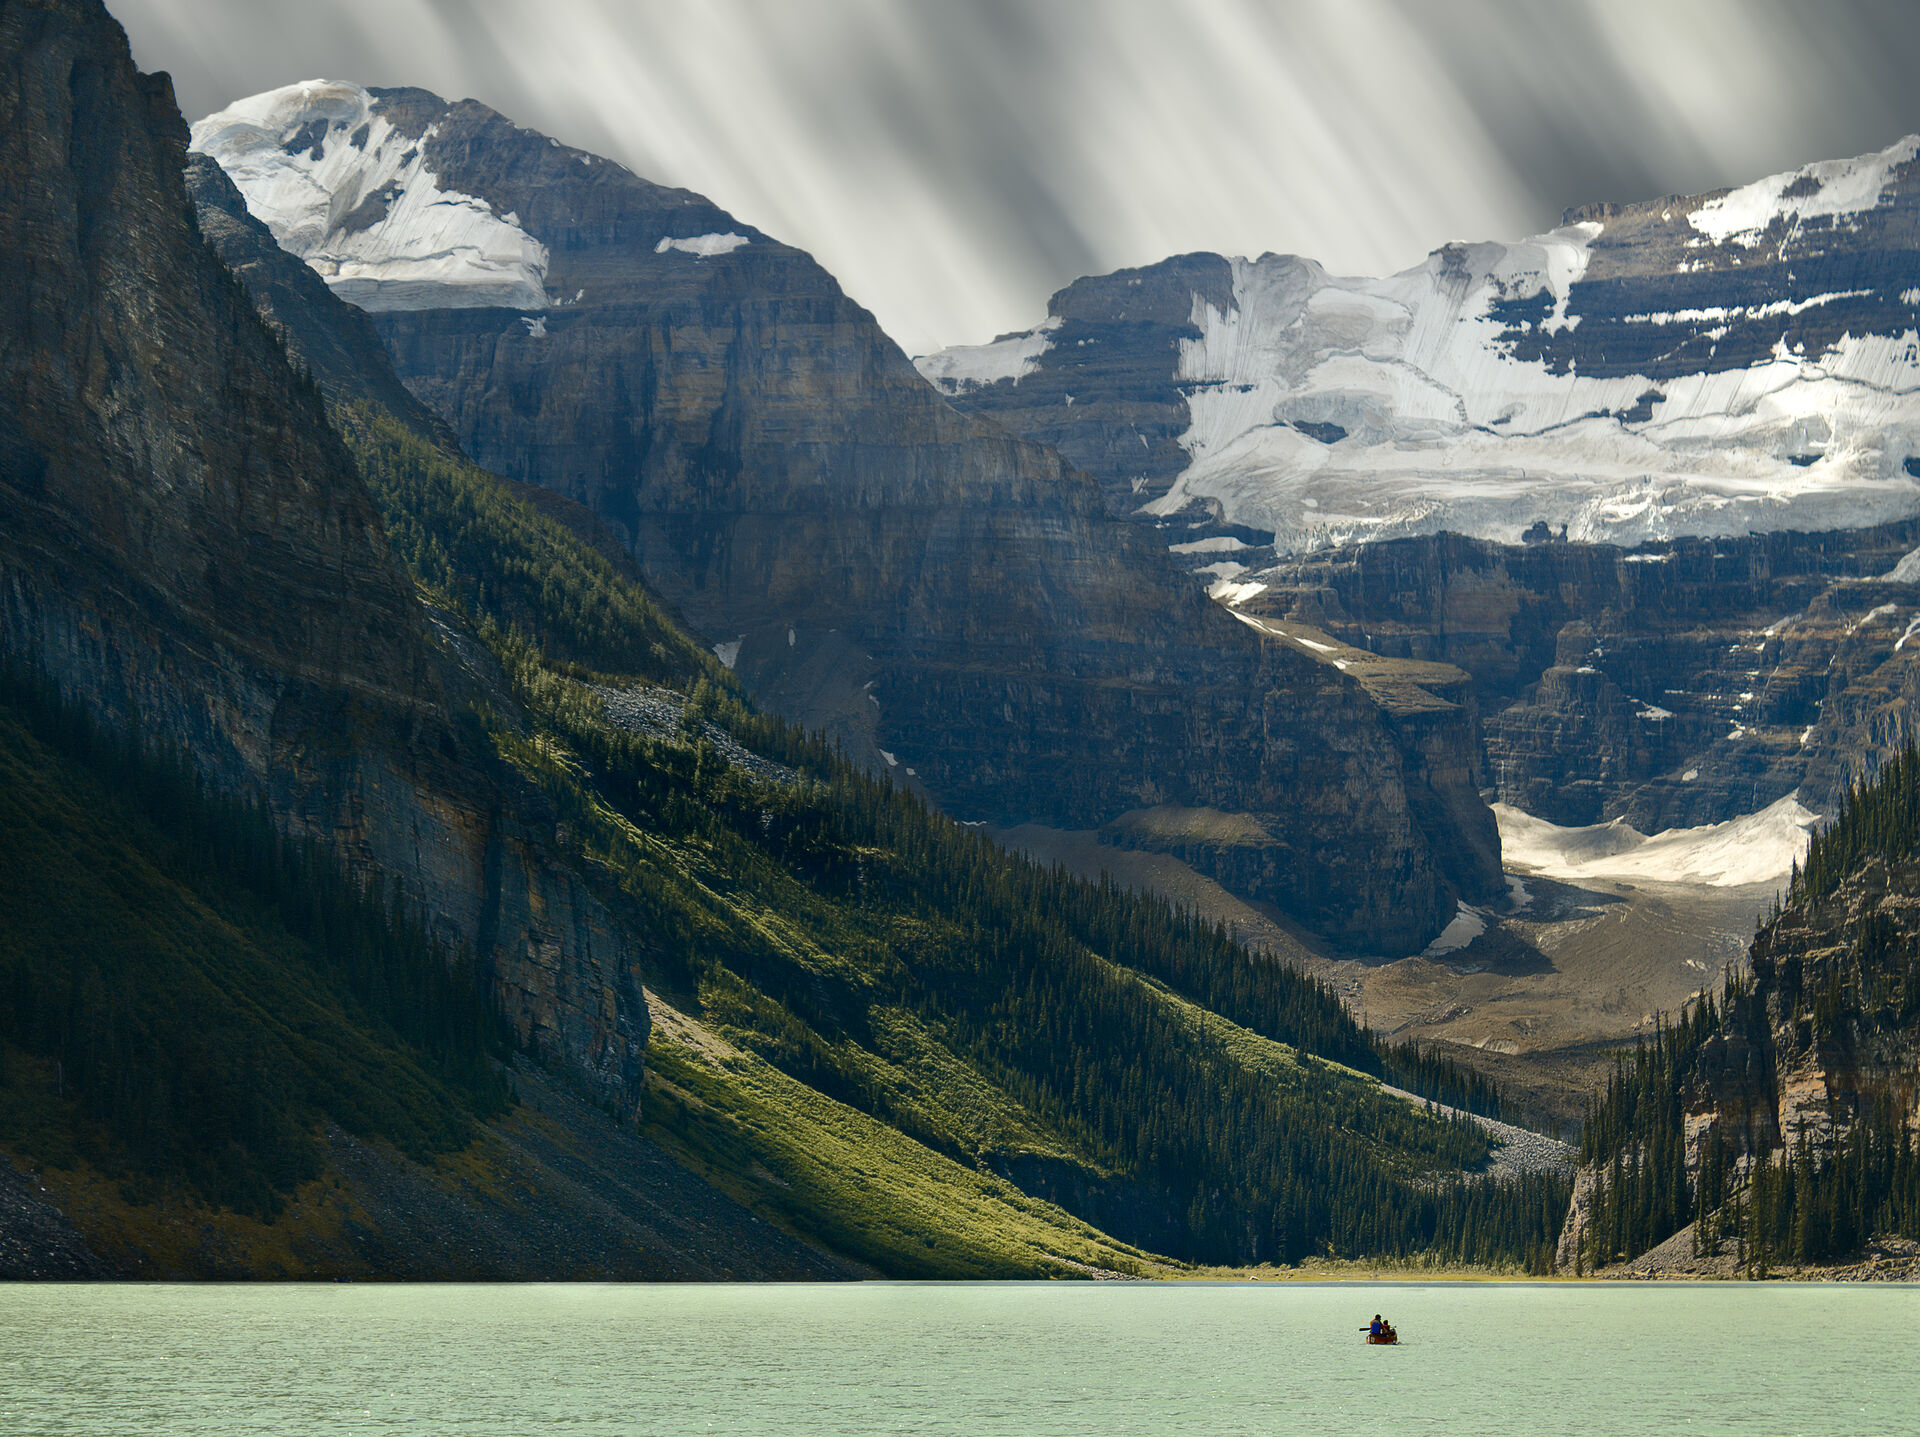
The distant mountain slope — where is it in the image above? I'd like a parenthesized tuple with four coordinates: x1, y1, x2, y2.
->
(921, 140, 1920, 568)
(190, 78, 1504, 951)
(1253, 519, 1920, 831)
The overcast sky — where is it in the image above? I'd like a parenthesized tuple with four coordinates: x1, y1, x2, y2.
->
(114, 0, 1920, 356)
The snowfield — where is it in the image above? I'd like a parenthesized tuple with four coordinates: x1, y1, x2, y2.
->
(1494, 793, 1819, 889)
(191, 80, 549, 312)
(655, 233, 751, 258)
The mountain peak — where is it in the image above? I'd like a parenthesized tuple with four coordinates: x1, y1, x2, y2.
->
(922, 133, 1920, 557)
(190, 80, 550, 311)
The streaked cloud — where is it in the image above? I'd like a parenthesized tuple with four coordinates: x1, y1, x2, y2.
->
(114, 0, 1920, 355)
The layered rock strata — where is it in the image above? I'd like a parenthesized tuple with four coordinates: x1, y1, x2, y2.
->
(1254, 522, 1920, 830)
(0, 0, 646, 1107)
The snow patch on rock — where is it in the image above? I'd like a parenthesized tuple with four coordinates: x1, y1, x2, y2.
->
(1169, 535, 1251, 554)
(914, 317, 1061, 392)
(1421, 902, 1487, 957)
(654, 232, 750, 258)
(1210, 579, 1268, 606)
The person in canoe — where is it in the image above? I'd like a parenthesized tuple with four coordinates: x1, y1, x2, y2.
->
(1364, 1315, 1398, 1344)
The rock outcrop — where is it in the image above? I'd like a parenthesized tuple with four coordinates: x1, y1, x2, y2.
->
(1689, 855, 1920, 1163)
(1555, 836, 1920, 1271)
(0, 0, 646, 1108)
(192, 80, 1505, 949)
(912, 254, 1237, 522)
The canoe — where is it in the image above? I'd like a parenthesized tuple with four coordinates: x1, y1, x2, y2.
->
(1366, 1331, 1399, 1345)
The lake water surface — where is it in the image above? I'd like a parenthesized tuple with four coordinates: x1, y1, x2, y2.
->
(3, 1282, 1916, 1435)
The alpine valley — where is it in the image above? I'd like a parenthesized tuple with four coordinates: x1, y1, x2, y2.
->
(0, 0, 1915, 1282)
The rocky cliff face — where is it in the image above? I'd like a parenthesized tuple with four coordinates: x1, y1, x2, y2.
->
(1254, 522, 1920, 830)
(1554, 850, 1920, 1270)
(922, 138, 1920, 569)
(913, 254, 1238, 524)
(192, 80, 1504, 949)
(0, 0, 646, 1106)
(1696, 857, 1920, 1159)
(182, 151, 461, 451)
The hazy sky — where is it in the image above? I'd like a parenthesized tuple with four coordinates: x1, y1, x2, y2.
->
(114, 0, 1920, 356)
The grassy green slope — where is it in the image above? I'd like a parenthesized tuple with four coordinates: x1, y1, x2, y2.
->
(340, 406, 1565, 1272)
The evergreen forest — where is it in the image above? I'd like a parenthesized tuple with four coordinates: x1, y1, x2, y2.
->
(0, 666, 510, 1218)
(1574, 747, 1920, 1273)
(341, 406, 1565, 1271)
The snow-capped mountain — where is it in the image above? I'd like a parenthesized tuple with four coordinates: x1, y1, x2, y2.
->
(192, 80, 553, 310)
(919, 138, 1920, 567)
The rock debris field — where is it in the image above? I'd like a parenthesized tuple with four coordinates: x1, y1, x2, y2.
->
(1380, 1084, 1574, 1179)
(595, 685, 799, 787)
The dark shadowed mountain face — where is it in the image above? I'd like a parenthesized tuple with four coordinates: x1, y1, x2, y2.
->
(182, 151, 462, 452)
(1254, 521, 1920, 833)
(0, 0, 648, 1108)
(1, 2, 1569, 1282)
(192, 80, 1504, 950)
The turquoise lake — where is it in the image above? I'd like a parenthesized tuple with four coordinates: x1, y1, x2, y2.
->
(3, 1282, 1916, 1435)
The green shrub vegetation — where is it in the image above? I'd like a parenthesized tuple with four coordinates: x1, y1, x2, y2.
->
(343, 405, 717, 688)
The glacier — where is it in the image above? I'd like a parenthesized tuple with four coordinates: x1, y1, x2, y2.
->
(190, 80, 550, 312)
(918, 136, 1920, 556)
